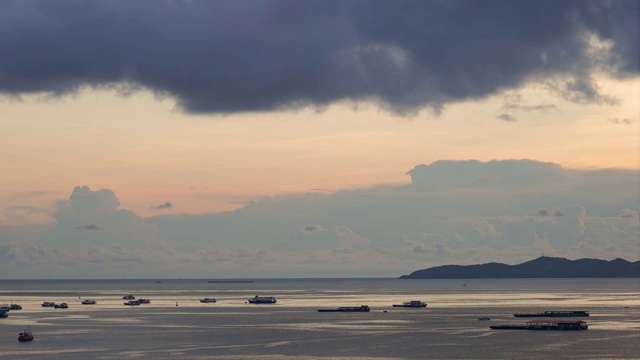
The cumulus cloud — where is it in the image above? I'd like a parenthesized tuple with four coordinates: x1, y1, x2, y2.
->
(1, 160, 638, 277)
(43, 185, 166, 251)
(0, 0, 637, 115)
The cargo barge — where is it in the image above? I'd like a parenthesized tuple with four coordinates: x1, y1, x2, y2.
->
(491, 320, 588, 330)
(318, 305, 370, 312)
(513, 310, 589, 317)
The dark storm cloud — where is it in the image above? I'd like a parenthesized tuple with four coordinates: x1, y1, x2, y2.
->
(503, 103, 558, 112)
(0, 0, 638, 114)
(607, 118, 634, 125)
(497, 113, 517, 122)
(151, 202, 173, 210)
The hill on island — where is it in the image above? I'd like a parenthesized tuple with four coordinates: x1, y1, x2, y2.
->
(399, 256, 640, 279)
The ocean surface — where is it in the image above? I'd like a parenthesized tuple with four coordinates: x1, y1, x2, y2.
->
(0, 278, 639, 359)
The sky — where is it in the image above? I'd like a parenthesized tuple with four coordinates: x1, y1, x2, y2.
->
(0, 0, 638, 278)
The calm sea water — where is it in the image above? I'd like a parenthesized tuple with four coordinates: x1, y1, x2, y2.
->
(0, 278, 638, 359)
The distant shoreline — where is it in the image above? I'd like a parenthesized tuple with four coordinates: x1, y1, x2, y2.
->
(400, 256, 640, 279)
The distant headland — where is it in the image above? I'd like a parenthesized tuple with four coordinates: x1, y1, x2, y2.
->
(399, 256, 640, 279)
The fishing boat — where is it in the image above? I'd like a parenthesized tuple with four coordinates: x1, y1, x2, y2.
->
(18, 328, 34, 342)
(513, 310, 589, 317)
(491, 320, 588, 330)
(200, 298, 217, 303)
(248, 295, 277, 304)
(318, 305, 370, 312)
(392, 301, 427, 308)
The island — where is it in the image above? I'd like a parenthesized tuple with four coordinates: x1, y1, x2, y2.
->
(399, 256, 640, 279)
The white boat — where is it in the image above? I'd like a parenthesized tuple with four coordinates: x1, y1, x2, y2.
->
(248, 295, 277, 304)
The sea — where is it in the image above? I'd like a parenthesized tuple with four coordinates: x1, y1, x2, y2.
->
(0, 278, 639, 359)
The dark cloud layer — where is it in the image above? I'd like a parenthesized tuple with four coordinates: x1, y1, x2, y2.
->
(0, 0, 638, 114)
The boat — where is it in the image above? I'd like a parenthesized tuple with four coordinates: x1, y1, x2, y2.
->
(0, 305, 10, 312)
(10, 304, 23, 310)
(137, 298, 151, 304)
(41, 302, 55, 307)
(54, 303, 68, 309)
(124, 300, 141, 306)
(248, 295, 277, 304)
(122, 295, 135, 300)
(18, 328, 34, 342)
(0, 310, 7, 318)
(318, 305, 370, 312)
(392, 301, 427, 308)
(491, 320, 588, 330)
(81, 299, 97, 305)
(200, 298, 217, 303)
(513, 310, 589, 317)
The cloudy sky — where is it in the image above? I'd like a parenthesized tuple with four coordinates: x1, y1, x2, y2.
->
(0, 0, 638, 278)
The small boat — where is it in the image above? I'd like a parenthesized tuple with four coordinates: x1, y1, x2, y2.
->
(54, 303, 68, 309)
(137, 298, 151, 304)
(122, 295, 136, 300)
(10, 304, 23, 310)
(18, 328, 34, 342)
(392, 301, 427, 308)
(491, 320, 588, 330)
(513, 310, 589, 317)
(81, 299, 97, 305)
(200, 298, 217, 303)
(318, 305, 371, 312)
(478, 317, 491, 321)
(124, 300, 141, 306)
(41, 302, 55, 307)
(248, 295, 277, 304)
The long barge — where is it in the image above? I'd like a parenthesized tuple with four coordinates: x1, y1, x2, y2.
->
(318, 305, 370, 312)
(513, 310, 589, 317)
(392, 301, 427, 308)
(491, 320, 588, 330)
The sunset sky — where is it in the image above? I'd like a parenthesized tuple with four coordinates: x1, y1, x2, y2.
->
(0, 0, 638, 278)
